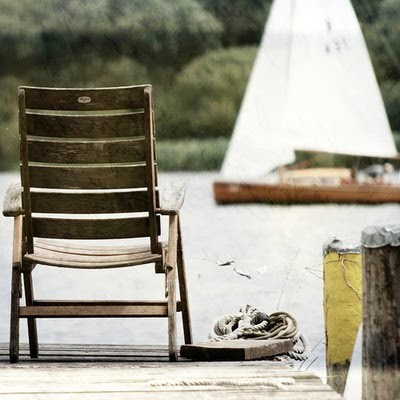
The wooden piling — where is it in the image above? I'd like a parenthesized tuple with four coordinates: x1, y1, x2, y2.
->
(323, 238, 362, 395)
(361, 225, 400, 400)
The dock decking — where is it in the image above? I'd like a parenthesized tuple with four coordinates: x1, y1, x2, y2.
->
(0, 343, 341, 399)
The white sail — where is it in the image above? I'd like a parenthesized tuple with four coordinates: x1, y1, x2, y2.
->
(221, 0, 397, 180)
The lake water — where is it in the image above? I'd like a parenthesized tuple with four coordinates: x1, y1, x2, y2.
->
(1, 171, 400, 378)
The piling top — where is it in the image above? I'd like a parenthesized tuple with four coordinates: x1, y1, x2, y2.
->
(323, 237, 360, 256)
(361, 225, 400, 248)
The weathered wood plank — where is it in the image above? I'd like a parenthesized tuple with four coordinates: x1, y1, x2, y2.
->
(19, 304, 169, 318)
(362, 226, 400, 400)
(180, 339, 293, 361)
(26, 112, 144, 138)
(0, 392, 342, 400)
(28, 138, 146, 164)
(31, 216, 160, 240)
(22, 86, 147, 110)
(29, 164, 148, 189)
(31, 190, 159, 214)
(0, 345, 342, 400)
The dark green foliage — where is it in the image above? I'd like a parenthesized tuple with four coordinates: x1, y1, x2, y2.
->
(393, 132, 400, 151)
(0, 76, 19, 169)
(360, 0, 400, 82)
(26, 57, 150, 88)
(199, 0, 271, 46)
(351, 0, 384, 23)
(108, 0, 223, 68)
(381, 81, 400, 132)
(158, 46, 257, 140)
(0, 0, 222, 74)
(0, 0, 399, 170)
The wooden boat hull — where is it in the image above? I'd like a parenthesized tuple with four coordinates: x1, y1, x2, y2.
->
(214, 181, 400, 204)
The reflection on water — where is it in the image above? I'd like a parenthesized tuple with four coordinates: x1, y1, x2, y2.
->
(1, 171, 400, 378)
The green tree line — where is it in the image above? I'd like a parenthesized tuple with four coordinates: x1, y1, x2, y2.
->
(0, 0, 399, 169)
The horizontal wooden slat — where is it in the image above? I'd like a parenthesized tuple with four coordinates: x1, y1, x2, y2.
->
(24, 254, 161, 269)
(28, 138, 146, 164)
(26, 112, 144, 138)
(22, 86, 147, 110)
(32, 216, 160, 239)
(29, 164, 147, 189)
(32, 301, 182, 308)
(19, 304, 168, 318)
(24, 247, 162, 269)
(34, 239, 164, 256)
(31, 190, 159, 213)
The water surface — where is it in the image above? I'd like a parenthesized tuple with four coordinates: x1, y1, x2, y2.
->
(1, 172, 399, 377)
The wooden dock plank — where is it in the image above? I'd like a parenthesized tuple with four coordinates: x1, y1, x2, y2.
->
(0, 344, 341, 400)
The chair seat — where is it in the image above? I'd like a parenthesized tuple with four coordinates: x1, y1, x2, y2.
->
(23, 239, 164, 269)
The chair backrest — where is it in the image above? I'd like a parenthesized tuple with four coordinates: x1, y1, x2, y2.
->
(19, 85, 160, 254)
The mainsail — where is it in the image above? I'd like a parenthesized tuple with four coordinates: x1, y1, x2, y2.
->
(221, 0, 397, 180)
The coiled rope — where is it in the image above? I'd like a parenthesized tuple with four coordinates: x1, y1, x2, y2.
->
(208, 305, 310, 361)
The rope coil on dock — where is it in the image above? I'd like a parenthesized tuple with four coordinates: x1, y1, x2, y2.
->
(208, 305, 310, 361)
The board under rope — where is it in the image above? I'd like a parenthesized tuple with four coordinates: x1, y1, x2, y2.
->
(181, 305, 310, 361)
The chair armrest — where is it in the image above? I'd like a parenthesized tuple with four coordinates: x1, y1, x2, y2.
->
(3, 182, 23, 217)
(158, 181, 186, 215)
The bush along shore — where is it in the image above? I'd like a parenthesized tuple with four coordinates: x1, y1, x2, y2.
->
(0, 0, 399, 171)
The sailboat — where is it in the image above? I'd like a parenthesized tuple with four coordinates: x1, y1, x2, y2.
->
(213, 0, 400, 204)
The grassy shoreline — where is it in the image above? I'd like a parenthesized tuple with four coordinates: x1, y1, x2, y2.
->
(156, 138, 229, 171)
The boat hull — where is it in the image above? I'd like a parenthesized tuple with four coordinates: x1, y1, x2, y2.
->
(213, 181, 400, 204)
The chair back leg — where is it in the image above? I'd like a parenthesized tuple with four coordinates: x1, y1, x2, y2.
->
(177, 218, 193, 344)
(23, 270, 39, 358)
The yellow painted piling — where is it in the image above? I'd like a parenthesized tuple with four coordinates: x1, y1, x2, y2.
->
(323, 239, 362, 395)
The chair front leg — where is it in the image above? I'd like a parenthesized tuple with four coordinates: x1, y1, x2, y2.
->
(10, 215, 23, 363)
(166, 214, 178, 361)
(10, 266, 21, 363)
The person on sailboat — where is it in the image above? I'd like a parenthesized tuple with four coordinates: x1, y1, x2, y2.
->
(361, 163, 394, 183)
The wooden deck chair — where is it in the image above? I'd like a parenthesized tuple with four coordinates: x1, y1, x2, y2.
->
(2, 85, 192, 363)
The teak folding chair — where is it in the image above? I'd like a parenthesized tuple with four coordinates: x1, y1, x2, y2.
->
(2, 85, 192, 363)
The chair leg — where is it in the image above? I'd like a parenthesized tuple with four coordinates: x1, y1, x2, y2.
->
(23, 270, 39, 358)
(177, 218, 193, 344)
(10, 266, 21, 363)
(167, 262, 178, 361)
(167, 214, 178, 361)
